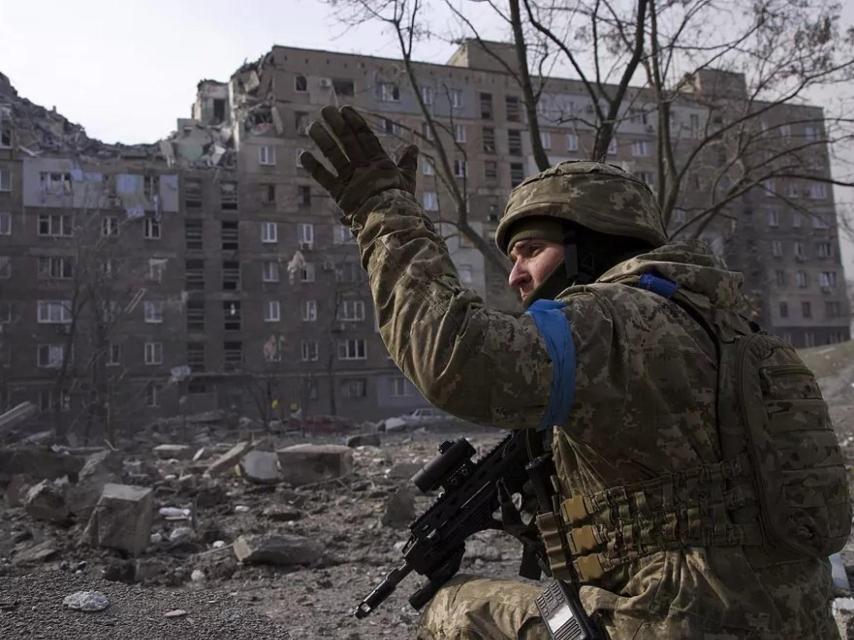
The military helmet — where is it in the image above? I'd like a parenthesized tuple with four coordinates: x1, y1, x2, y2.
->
(495, 161, 667, 254)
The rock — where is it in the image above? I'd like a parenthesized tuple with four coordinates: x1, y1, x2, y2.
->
(234, 505, 250, 514)
(194, 545, 237, 580)
(159, 506, 192, 521)
(62, 591, 110, 612)
(381, 487, 416, 529)
(0, 447, 84, 483)
(233, 533, 322, 566)
(169, 526, 194, 545)
(164, 609, 187, 618)
(13, 540, 58, 564)
(4, 474, 31, 507)
(276, 444, 353, 486)
(238, 450, 281, 484)
(153, 444, 193, 460)
(386, 461, 424, 480)
(78, 449, 122, 479)
(205, 441, 255, 476)
(261, 505, 303, 522)
(82, 483, 153, 556)
(212, 540, 226, 549)
(25, 479, 70, 523)
(134, 557, 168, 584)
(190, 568, 206, 582)
(346, 433, 381, 448)
(66, 450, 122, 519)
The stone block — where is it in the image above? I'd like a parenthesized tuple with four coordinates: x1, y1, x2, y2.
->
(275, 444, 353, 486)
(25, 479, 70, 523)
(205, 441, 254, 476)
(153, 444, 193, 460)
(66, 450, 122, 519)
(82, 483, 153, 556)
(233, 533, 321, 566)
(238, 450, 281, 484)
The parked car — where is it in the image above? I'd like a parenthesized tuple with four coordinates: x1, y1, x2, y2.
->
(381, 407, 452, 432)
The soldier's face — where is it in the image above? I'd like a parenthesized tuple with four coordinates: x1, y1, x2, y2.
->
(508, 240, 565, 302)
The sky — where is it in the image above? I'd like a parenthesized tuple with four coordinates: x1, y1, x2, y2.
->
(1, 0, 852, 287)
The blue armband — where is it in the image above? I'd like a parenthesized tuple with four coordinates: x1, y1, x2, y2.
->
(525, 299, 576, 431)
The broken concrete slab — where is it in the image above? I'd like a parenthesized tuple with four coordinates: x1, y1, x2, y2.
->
(153, 444, 193, 460)
(82, 483, 153, 556)
(205, 441, 255, 476)
(66, 449, 122, 519)
(275, 444, 353, 486)
(0, 402, 37, 431)
(25, 479, 70, 523)
(238, 450, 281, 484)
(4, 474, 31, 507)
(0, 447, 84, 483)
(13, 540, 58, 564)
(233, 533, 321, 566)
(381, 486, 416, 529)
(346, 433, 381, 448)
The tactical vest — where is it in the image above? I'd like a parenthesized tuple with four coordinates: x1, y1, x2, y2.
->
(536, 275, 852, 583)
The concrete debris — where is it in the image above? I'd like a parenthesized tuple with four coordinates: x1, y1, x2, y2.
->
(261, 505, 303, 522)
(381, 486, 416, 529)
(205, 441, 255, 476)
(168, 526, 195, 545)
(234, 505, 250, 514)
(190, 568, 206, 582)
(276, 444, 353, 486)
(62, 591, 110, 613)
(164, 609, 188, 618)
(153, 444, 194, 460)
(66, 450, 121, 518)
(238, 450, 281, 484)
(232, 533, 322, 567)
(13, 540, 58, 564)
(0, 447, 84, 483)
(82, 483, 153, 556)
(386, 461, 424, 481)
(159, 507, 192, 521)
(346, 433, 382, 448)
(24, 478, 70, 523)
(0, 402, 38, 432)
(4, 474, 31, 507)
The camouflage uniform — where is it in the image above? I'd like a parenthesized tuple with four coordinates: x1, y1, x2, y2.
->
(300, 109, 841, 640)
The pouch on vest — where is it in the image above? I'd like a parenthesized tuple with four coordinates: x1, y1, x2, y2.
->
(735, 332, 851, 558)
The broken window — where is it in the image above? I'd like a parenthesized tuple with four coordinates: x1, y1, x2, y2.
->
(186, 300, 205, 331)
(449, 89, 463, 109)
(508, 130, 522, 156)
(295, 74, 308, 92)
(220, 181, 238, 210)
(297, 185, 311, 209)
(221, 221, 239, 251)
(453, 160, 466, 178)
(480, 93, 493, 120)
(506, 96, 521, 122)
(39, 172, 72, 195)
(261, 183, 276, 205)
(37, 256, 73, 280)
(212, 99, 226, 124)
(184, 178, 202, 208)
(143, 216, 161, 239)
(0, 302, 12, 323)
(187, 342, 205, 371)
(224, 341, 243, 371)
(222, 260, 240, 291)
(482, 127, 495, 153)
(185, 259, 205, 290)
(38, 387, 71, 412)
(143, 175, 159, 201)
(332, 79, 354, 96)
(223, 301, 241, 330)
(300, 263, 315, 283)
(144, 342, 163, 365)
(185, 219, 203, 250)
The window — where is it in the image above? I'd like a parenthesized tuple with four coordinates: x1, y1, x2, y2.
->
(796, 271, 808, 288)
(779, 124, 791, 138)
(391, 376, 412, 397)
(449, 89, 463, 109)
(338, 338, 367, 360)
(508, 130, 522, 155)
(819, 271, 837, 289)
(826, 301, 842, 318)
(817, 242, 832, 258)
(0, 256, 9, 279)
(184, 178, 202, 208)
(453, 160, 466, 178)
(221, 221, 239, 251)
(382, 118, 399, 136)
(39, 174, 70, 198)
(792, 212, 802, 228)
(187, 343, 205, 371)
(185, 259, 204, 290)
(377, 82, 400, 102)
(263, 261, 280, 283)
(801, 301, 812, 319)
(763, 179, 776, 197)
(101, 216, 119, 237)
(37, 300, 72, 324)
(261, 183, 276, 204)
(297, 185, 311, 208)
(301, 340, 319, 362)
(300, 263, 316, 283)
(145, 383, 161, 408)
(144, 301, 163, 323)
(261, 222, 278, 243)
(482, 127, 495, 153)
(454, 124, 466, 143)
(484, 160, 498, 180)
(812, 214, 830, 230)
(420, 86, 434, 105)
(0, 168, 10, 192)
(37, 344, 65, 368)
(540, 131, 551, 150)
(298, 223, 314, 249)
(222, 260, 240, 290)
(779, 301, 789, 318)
(336, 262, 363, 283)
(771, 240, 783, 257)
(607, 138, 618, 156)
(302, 300, 317, 322)
(101, 260, 113, 277)
(566, 133, 579, 152)
(510, 163, 525, 188)
(148, 259, 165, 283)
(292, 111, 309, 137)
(332, 79, 354, 96)
(459, 264, 473, 284)
(480, 92, 493, 119)
(37, 213, 73, 237)
(144, 342, 163, 365)
(185, 220, 203, 250)
(338, 299, 366, 321)
(342, 378, 367, 399)
(223, 301, 241, 330)
(794, 241, 806, 260)
(143, 216, 160, 239)
(0, 116, 9, 147)
(265, 300, 281, 322)
(0, 302, 12, 323)
(143, 175, 159, 202)
(423, 191, 438, 211)
(804, 331, 816, 347)
(295, 74, 307, 92)
(224, 341, 243, 370)
(186, 300, 205, 332)
(107, 343, 121, 366)
(774, 270, 786, 287)
(766, 209, 779, 227)
(333, 224, 354, 245)
(422, 158, 435, 176)
(421, 122, 434, 142)
(0, 212, 9, 235)
(35, 256, 72, 280)
(220, 181, 238, 210)
(506, 96, 521, 122)
(804, 126, 819, 142)
(631, 140, 650, 157)
(38, 388, 71, 412)
(259, 145, 276, 166)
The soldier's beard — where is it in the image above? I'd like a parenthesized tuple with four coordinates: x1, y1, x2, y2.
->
(521, 264, 575, 310)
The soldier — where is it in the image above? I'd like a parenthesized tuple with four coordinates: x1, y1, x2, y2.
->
(301, 106, 847, 639)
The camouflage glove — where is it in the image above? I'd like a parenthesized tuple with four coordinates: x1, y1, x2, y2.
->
(299, 106, 418, 221)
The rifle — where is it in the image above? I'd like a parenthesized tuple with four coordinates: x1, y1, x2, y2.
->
(354, 430, 541, 618)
